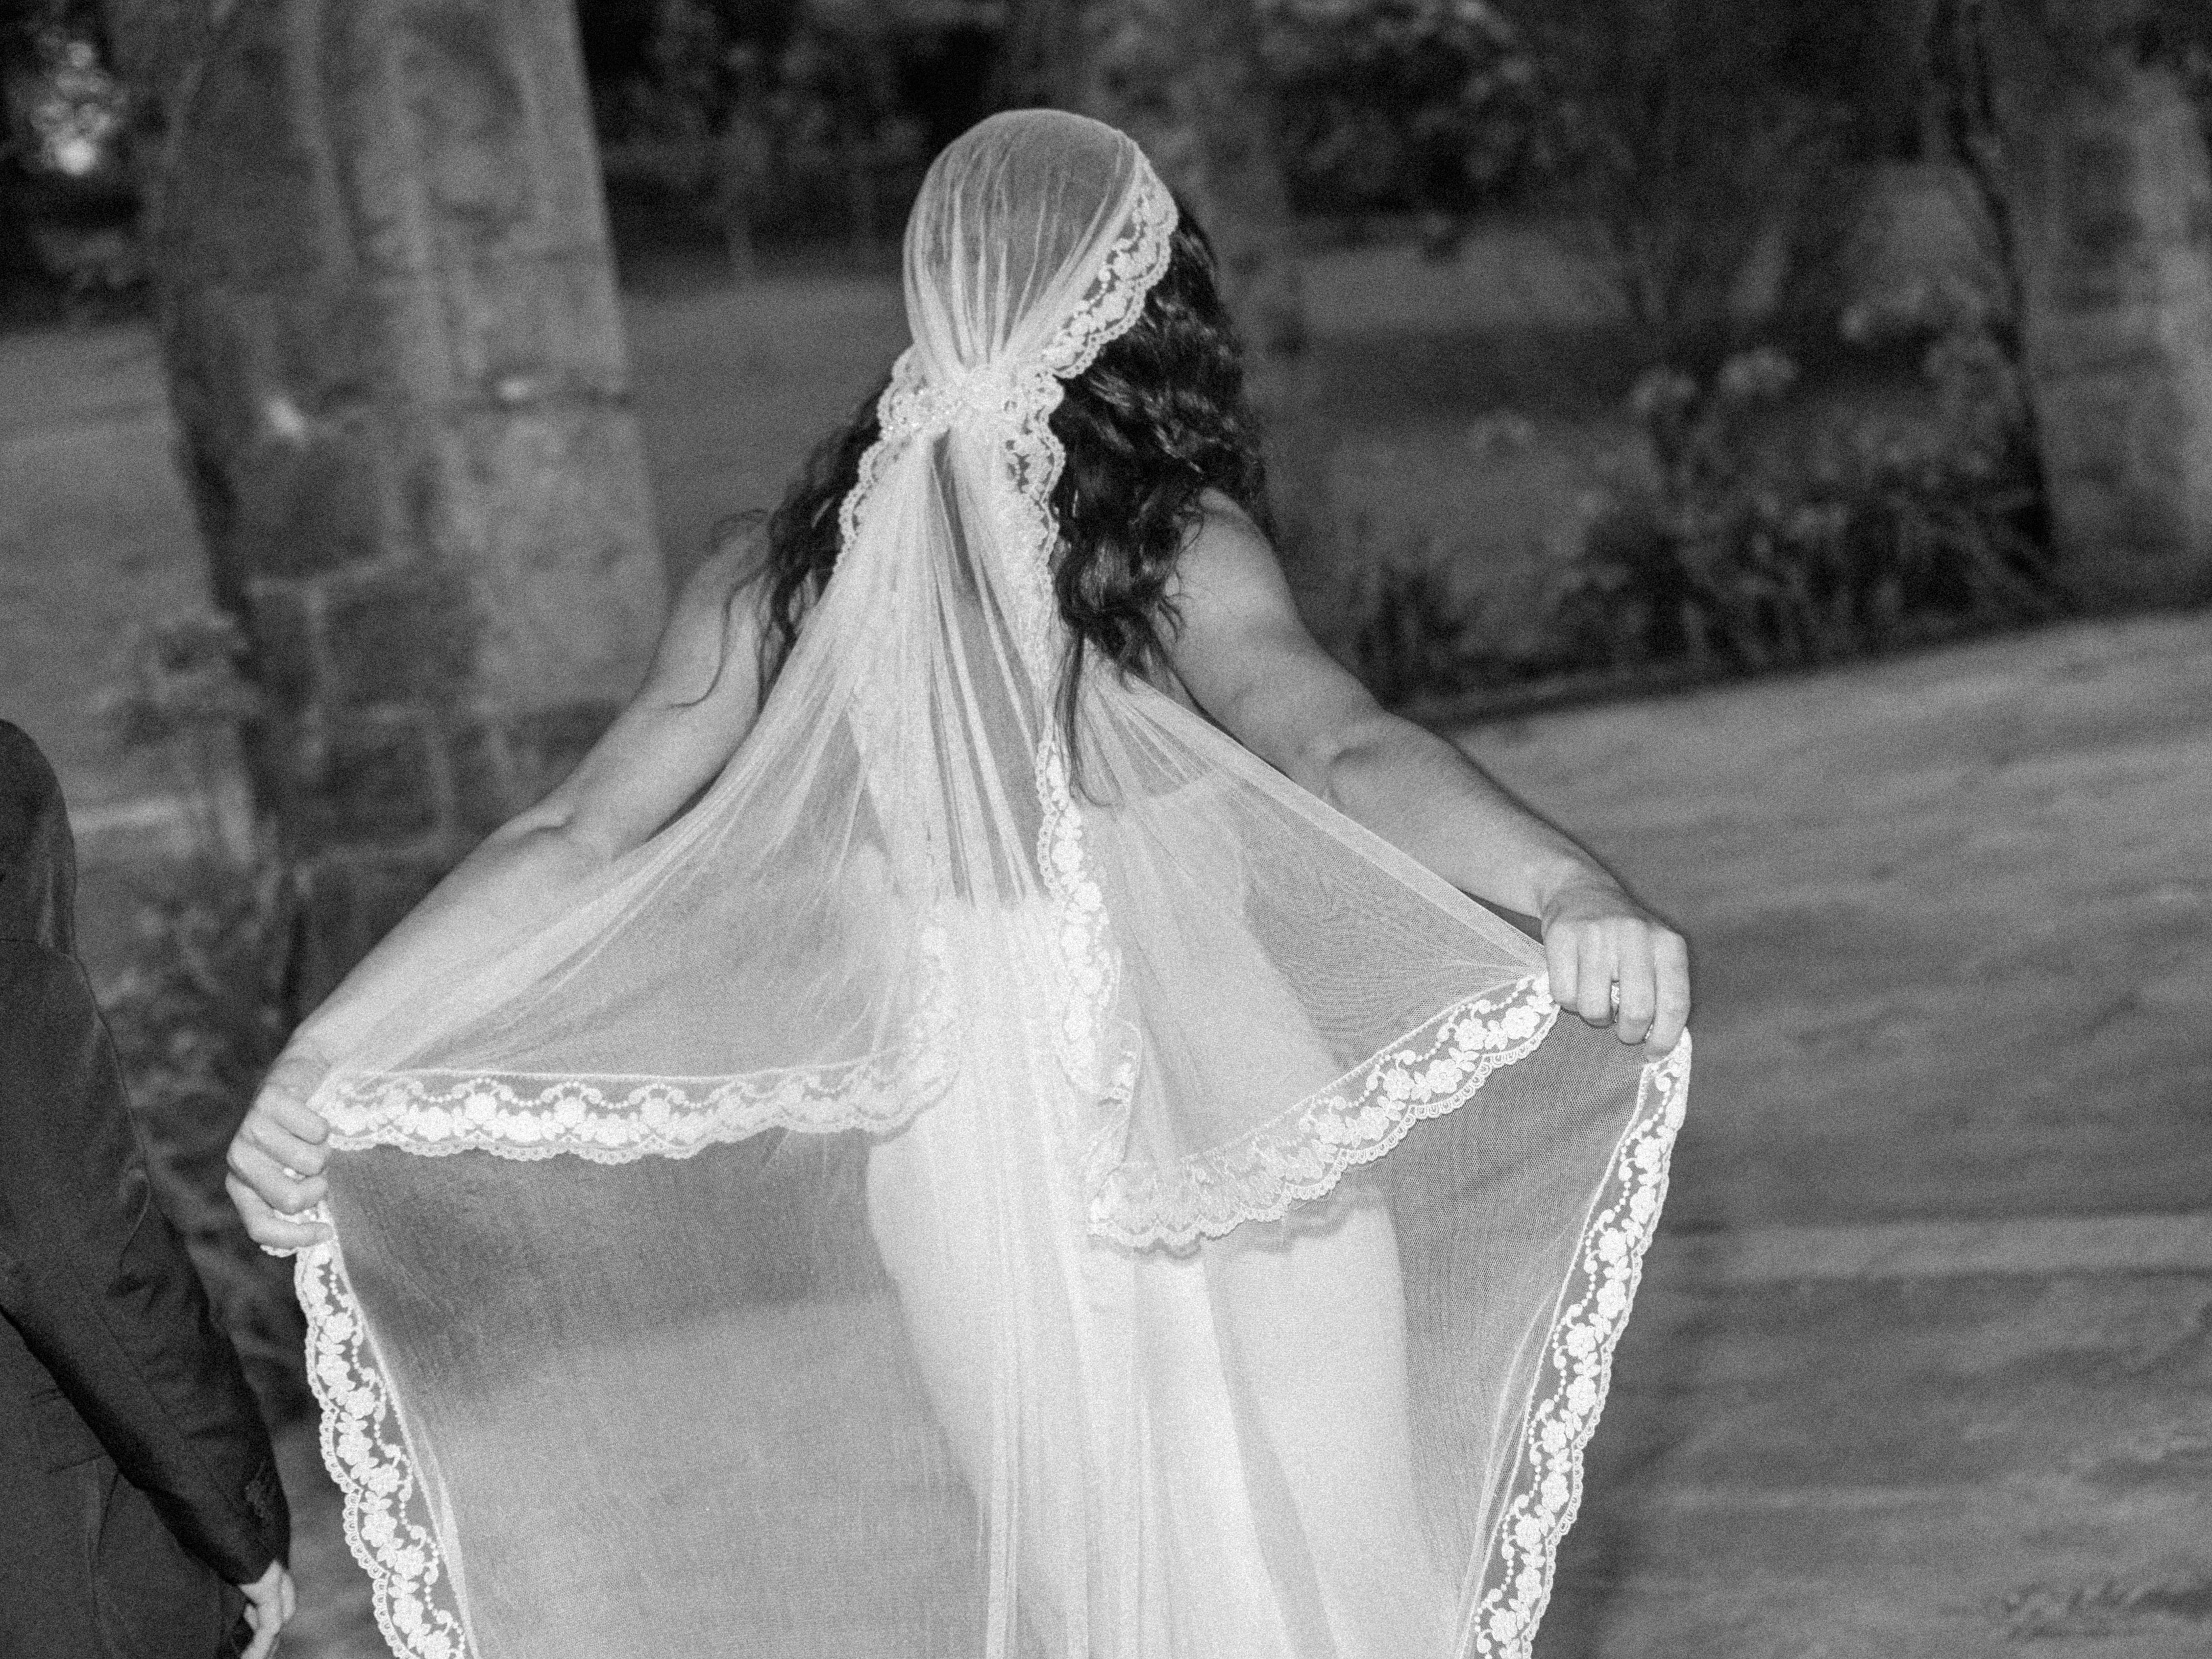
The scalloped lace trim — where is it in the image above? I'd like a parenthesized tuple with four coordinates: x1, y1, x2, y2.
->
(1032, 724, 1133, 1104)
(1088, 975, 1561, 1251)
(823, 156, 1175, 1159)
(1466, 1034, 1691, 1659)
(844, 164, 1178, 679)
(292, 1030, 1689, 1659)
(282, 160, 1683, 1659)
(318, 926, 955, 1160)
(295, 1224, 471, 1659)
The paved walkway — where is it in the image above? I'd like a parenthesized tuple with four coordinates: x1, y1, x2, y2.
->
(244, 613, 2212, 1659)
(5, 306, 2206, 1653)
(1476, 617, 2212, 1657)
(1472, 613, 2212, 1231)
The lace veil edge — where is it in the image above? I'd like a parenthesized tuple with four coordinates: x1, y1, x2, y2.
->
(308, 972, 1566, 1248)
(292, 1033, 1690, 1659)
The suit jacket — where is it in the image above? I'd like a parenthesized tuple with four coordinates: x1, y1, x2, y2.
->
(0, 722, 289, 1659)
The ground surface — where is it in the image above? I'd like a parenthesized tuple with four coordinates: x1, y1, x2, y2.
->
(250, 611, 2212, 1659)
(3, 269, 2208, 1654)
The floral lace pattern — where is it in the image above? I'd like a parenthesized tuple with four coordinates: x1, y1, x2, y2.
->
(294, 1028, 1690, 1659)
(318, 926, 955, 1161)
(1089, 975, 1561, 1250)
(1003, 169, 1174, 1138)
(997, 170, 1178, 674)
(836, 152, 1175, 1151)
(1032, 727, 1129, 1100)
(295, 1224, 469, 1659)
(295, 158, 1186, 1659)
(843, 165, 1179, 678)
(1466, 1034, 1691, 1659)
(276, 138, 1687, 1659)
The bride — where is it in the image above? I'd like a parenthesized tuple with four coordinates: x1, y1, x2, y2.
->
(226, 111, 1690, 1659)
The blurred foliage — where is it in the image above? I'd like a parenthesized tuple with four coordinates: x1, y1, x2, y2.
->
(588, 0, 1864, 250)
(574, 0, 2212, 269)
(92, 611, 264, 857)
(102, 854, 307, 1421)
(593, 0, 930, 258)
(4, 24, 127, 182)
(1259, 0, 1554, 221)
(93, 610, 264, 747)
(1345, 561, 1499, 708)
(1511, 0, 1855, 350)
(94, 613, 309, 1420)
(0, 4, 143, 323)
(1338, 287, 2060, 708)
(1559, 316, 2052, 674)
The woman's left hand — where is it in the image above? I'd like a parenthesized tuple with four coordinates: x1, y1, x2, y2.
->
(1539, 879, 1691, 1050)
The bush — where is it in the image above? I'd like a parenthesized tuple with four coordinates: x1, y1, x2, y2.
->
(1520, 0, 1855, 351)
(1555, 313, 2053, 674)
(595, 0, 928, 259)
(1261, 0, 1553, 220)
(1334, 300, 2060, 707)
(102, 856, 309, 1422)
(1343, 561, 1501, 708)
(92, 613, 309, 1419)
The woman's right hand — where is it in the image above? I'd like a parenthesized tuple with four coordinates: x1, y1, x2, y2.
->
(225, 1045, 336, 1253)
(215, 546, 770, 1258)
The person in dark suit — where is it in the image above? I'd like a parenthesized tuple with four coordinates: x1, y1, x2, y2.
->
(0, 721, 294, 1659)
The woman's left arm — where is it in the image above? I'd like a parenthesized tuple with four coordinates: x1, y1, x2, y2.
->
(1165, 498, 1690, 1049)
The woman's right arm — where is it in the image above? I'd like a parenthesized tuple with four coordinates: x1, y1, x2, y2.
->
(227, 543, 771, 1249)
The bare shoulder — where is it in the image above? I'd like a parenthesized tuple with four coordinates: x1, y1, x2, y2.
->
(645, 524, 769, 705)
(680, 520, 770, 616)
(1171, 489, 1301, 630)
(1164, 490, 1376, 773)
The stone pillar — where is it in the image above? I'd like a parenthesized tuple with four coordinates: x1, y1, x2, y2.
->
(104, 0, 667, 1001)
(1984, 0, 2212, 605)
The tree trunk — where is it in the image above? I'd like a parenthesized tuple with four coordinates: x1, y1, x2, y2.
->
(1037, 0, 1307, 423)
(1975, 0, 2212, 605)
(101, 0, 668, 1003)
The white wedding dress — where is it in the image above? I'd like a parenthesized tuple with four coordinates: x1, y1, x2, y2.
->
(289, 110, 1689, 1659)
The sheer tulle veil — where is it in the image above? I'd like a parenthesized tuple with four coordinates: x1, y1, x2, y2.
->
(290, 109, 1690, 1659)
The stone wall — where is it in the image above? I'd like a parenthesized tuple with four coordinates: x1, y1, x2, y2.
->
(110, 0, 666, 1002)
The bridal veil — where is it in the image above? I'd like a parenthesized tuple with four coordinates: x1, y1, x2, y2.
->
(291, 108, 1690, 1659)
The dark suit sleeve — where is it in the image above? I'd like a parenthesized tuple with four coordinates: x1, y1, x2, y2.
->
(0, 941, 290, 1585)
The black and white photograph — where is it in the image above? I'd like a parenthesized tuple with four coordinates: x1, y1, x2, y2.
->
(1, 1, 2208, 1655)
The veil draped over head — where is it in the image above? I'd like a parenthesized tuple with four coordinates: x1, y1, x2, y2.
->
(294, 110, 1688, 1659)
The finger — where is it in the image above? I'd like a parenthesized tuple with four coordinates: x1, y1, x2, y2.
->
(224, 1162, 330, 1240)
(250, 1217, 330, 1254)
(281, 1569, 297, 1621)
(1544, 924, 1579, 1014)
(1574, 927, 1619, 1027)
(241, 1606, 277, 1659)
(237, 1115, 328, 1177)
(260, 1091, 331, 1145)
(244, 1206, 331, 1252)
(1648, 930, 1693, 1050)
(1612, 923, 1658, 1045)
(226, 1178, 330, 1252)
(226, 1139, 329, 1212)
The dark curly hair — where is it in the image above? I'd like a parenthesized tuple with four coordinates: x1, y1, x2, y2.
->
(733, 207, 1272, 727)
